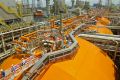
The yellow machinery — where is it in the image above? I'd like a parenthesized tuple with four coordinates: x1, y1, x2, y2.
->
(0, 0, 32, 32)
(0, 2, 20, 18)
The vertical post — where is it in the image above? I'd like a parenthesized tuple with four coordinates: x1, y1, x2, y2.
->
(20, 29, 23, 36)
(98, 0, 102, 8)
(23, 0, 27, 14)
(49, 5, 52, 19)
(46, 0, 50, 17)
(71, 0, 75, 8)
(28, 27, 31, 34)
(53, 0, 57, 15)
(37, 0, 41, 9)
(36, 26, 39, 44)
(11, 31, 16, 52)
(1, 34, 6, 54)
(59, 12, 65, 48)
(26, 0, 29, 14)
(113, 41, 119, 61)
(119, 0, 120, 9)
(20, 0, 23, 15)
(32, 0, 35, 11)
(107, 0, 112, 11)
(60, 13, 62, 33)
(12, 31, 15, 41)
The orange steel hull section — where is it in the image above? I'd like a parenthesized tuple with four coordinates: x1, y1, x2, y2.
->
(39, 37, 115, 80)
(38, 17, 115, 80)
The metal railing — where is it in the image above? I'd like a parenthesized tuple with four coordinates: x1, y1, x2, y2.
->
(0, 56, 39, 80)
(21, 24, 85, 80)
(0, 23, 46, 60)
(78, 33, 120, 60)
(78, 33, 120, 41)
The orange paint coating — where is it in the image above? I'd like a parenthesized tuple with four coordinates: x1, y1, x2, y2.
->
(33, 49, 42, 57)
(38, 18, 115, 80)
(0, 16, 115, 80)
(96, 17, 110, 26)
(39, 37, 115, 80)
(0, 49, 41, 70)
(0, 54, 23, 70)
(88, 25, 113, 34)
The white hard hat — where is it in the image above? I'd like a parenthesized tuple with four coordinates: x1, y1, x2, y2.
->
(0, 69, 3, 71)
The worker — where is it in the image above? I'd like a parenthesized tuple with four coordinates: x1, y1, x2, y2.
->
(1, 69, 5, 78)
(21, 58, 26, 66)
(11, 64, 16, 73)
(21, 47, 26, 53)
(30, 56, 36, 64)
(53, 43, 56, 51)
(68, 40, 73, 46)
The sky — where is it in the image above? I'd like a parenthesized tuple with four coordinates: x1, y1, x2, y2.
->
(21, 0, 120, 7)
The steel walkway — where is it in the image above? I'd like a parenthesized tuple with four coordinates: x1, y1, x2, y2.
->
(78, 33, 120, 60)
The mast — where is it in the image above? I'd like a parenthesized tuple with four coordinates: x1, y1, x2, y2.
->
(37, 0, 41, 9)
(98, 0, 102, 8)
(71, 0, 75, 8)
(46, 0, 50, 17)
(32, 0, 35, 11)
(107, 0, 112, 9)
(76, 0, 79, 7)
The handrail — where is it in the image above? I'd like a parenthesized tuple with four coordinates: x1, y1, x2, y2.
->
(92, 41, 120, 54)
(94, 33, 120, 37)
(0, 24, 43, 61)
(78, 34, 120, 41)
(21, 24, 84, 80)
(78, 33, 120, 60)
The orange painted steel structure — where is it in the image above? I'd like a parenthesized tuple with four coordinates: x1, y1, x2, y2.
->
(36, 17, 116, 80)
(0, 16, 116, 80)
(13, 15, 83, 55)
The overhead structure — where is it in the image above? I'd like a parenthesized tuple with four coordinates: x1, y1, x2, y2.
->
(40, 37, 116, 80)
(98, 0, 102, 8)
(76, 0, 80, 8)
(119, 0, 120, 9)
(37, 0, 41, 9)
(46, 0, 50, 17)
(71, 0, 75, 8)
(27, 0, 30, 9)
(58, 0, 67, 12)
(32, 0, 35, 11)
(52, 0, 67, 15)
(107, 0, 112, 9)
(53, 0, 59, 15)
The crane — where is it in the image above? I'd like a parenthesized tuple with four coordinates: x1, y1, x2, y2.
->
(46, 0, 50, 17)
(71, 0, 75, 8)
(98, 0, 102, 8)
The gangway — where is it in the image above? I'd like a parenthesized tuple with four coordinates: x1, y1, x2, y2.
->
(0, 16, 115, 80)
(107, 26, 120, 30)
(78, 33, 120, 41)
(78, 33, 120, 60)
(0, 15, 83, 80)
